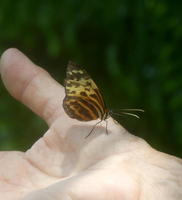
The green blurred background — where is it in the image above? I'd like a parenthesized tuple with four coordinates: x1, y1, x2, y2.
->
(0, 0, 181, 157)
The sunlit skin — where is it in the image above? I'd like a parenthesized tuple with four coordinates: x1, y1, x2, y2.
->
(0, 48, 182, 200)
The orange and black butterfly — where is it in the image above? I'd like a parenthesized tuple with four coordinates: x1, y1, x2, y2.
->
(63, 61, 144, 137)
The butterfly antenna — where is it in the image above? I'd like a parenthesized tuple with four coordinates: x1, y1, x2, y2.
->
(120, 112, 140, 119)
(110, 110, 143, 119)
(85, 120, 102, 138)
(118, 109, 144, 112)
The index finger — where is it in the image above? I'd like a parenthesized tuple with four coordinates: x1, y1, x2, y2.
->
(0, 48, 65, 125)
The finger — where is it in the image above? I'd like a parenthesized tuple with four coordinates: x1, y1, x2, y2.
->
(0, 48, 65, 125)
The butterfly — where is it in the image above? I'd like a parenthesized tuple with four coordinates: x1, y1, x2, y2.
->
(63, 61, 144, 137)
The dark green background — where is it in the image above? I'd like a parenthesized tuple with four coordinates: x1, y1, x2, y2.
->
(0, 0, 181, 157)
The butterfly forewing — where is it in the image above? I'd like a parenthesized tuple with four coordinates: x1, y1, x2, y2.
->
(63, 61, 108, 121)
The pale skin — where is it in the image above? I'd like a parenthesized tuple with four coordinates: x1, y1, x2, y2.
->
(0, 49, 182, 200)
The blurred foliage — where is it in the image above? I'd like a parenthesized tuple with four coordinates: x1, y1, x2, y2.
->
(0, 0, 181, 156)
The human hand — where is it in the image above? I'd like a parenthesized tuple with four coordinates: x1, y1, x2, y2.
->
(0, 48, 182, 200)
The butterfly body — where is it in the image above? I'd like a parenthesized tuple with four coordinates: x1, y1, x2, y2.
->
(63, 61, 109, 122)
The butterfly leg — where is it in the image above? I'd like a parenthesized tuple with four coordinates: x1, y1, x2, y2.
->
(85, 120, 102, 138)
(105, 119, 109, 135)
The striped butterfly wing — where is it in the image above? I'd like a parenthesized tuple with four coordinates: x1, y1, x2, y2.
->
(63, 61, 108, 121)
